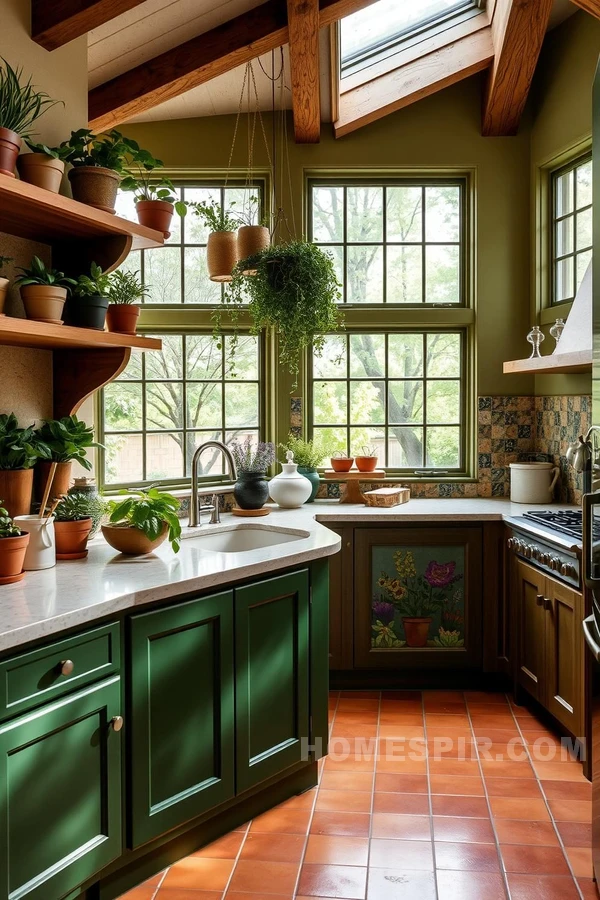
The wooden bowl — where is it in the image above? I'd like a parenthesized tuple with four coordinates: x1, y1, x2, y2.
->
(102, 522, 168, 556)
(330, 457, 354, 472)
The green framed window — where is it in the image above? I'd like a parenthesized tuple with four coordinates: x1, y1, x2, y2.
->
(551, 154, 592, 305)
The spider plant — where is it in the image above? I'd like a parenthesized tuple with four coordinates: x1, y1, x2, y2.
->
(0, 58, 60, 137)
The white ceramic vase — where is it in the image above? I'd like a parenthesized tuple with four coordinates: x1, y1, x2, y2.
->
(269, 451, 312, 509)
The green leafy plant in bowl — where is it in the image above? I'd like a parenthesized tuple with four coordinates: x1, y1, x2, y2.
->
(14, 255, 75, 324)
(0, 57, 61, 177)
(103, 486, 182, 555)
(106, 269, 148, 334)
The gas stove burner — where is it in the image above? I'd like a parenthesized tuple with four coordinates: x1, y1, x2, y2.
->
(523, 509, 589, 540)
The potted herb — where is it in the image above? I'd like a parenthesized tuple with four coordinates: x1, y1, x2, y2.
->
(69, 262, 110, 329)
(0, 58, 60, 178)
(121, 166, 189, 237)
(230, 437, 275, 510)
(35, 415, 101, 500)
(279, 434, 327, 503)
(106, 269, 148, 334)
(354, 445, 378, 473)
(102, 486, 181, 555)
(192, 201, 240, 282)
(0, 255, 12, 315)
(220, 241, 342, 384)
(61, 128, 151, 214)
(17, 139, 71, 193)
(0, 501, 29, 584)
(14, 255, 75, 324)
(0, 413, 51, 518)
(53, 492, 101, 559)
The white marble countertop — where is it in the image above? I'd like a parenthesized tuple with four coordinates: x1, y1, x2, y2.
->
(0, 498, 579, 654)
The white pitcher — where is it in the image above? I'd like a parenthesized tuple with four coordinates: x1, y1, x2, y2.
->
(509, 463, 560, 504)
(13, 515, 56, 570)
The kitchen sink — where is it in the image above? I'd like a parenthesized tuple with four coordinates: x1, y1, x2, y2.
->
(187, 524, 310, 553)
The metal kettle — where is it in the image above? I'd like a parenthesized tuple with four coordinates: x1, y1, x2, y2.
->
(566, 434, 592, 472)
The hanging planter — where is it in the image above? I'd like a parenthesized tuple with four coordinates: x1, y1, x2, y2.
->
(192, 201, 240, 283)
(238, 225, 270, 274)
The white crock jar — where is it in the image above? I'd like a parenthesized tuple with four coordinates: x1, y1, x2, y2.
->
(509, 462, 560, 504)
(13, 515, 56, 570)
(269, 451, 312, 509)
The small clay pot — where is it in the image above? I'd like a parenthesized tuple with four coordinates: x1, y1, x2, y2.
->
(55, 517, 92, 559)
(355, 456, 378, 472)
(17, 153, 65, 193)
(68, 293, 109, 330)
(207, 231, 238, 282)
(136, 199, 174, 237)
(20, 284, 67, 323)
(330, 457, 354, 473)
(0, 468, 33, 518)
(106, 304, 140, 335)
(0, 127, 21, 177)
(102, 522, 168, 556)
(68, 165, 121, 214)
(402, 617, 432, 648)
(0, 532, 29, 583)
(0, 276, 9, 315)
(36, 460, 72, 504)
(238, 225, 270, 274)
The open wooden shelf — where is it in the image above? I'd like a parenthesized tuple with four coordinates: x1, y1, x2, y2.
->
(0, 316, 161, 352)
(503, 349, 592, 375)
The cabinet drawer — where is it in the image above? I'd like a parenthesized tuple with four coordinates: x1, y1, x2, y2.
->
(0, 623, 120, 721)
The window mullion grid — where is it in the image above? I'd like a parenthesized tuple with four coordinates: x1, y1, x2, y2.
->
(182, 336, 188, 477)
(383, 185, 387, 304)
(422, 332, 427, 468)
(384, 332, 389, 467)
(346, 333, 351, 456)
(221, 338, 227, 449)
(421, 186, 427, 305)
(343, 187, 348, 304)
(141, 352, 148, 482)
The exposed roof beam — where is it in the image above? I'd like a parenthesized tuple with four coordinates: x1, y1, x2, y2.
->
(570, 0, 600, 16)
(89, 0, 379, 132)
(287, 0, 321, 142)
(32, 0, 148, 51)
(335, 27, 494, 138)
(482, 0, 553, 136)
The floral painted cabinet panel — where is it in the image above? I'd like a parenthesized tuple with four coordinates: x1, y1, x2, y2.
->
(354, 527, 483, 669)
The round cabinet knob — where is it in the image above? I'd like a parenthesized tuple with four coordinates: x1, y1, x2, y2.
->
(59, 659, 74, 677)
(507, 538, 514, 550)
(110, 716, 124, 732)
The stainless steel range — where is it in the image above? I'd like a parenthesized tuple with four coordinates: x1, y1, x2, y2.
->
(506, 509, 582, 590)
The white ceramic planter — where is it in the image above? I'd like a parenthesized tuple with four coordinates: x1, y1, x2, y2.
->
(269, 451, 312, 509)
(509, 462, 560, 504)
(13, 515, 56, 569)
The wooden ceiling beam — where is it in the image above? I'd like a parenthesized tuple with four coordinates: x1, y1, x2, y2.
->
(32, 0, 148, 51)
(482, 0, 553, 136)
(287, 0, 321, 143)
(570, 0, 600, 17)
(88, 0, 380, 132)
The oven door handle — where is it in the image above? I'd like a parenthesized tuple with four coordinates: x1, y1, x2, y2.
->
(583, 614, 600, 661)
(583, 493, 600, 588)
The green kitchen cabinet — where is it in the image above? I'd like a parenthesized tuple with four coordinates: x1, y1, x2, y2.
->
(129, 590, 235, 848)
(0, 677, 122, 900)
(235, 570, 310, 793)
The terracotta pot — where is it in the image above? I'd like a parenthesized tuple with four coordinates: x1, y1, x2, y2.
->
(102, 522, 168, 556)
(36, 460, 72, 504)
(207, 231, 238, 282)
(0, 276, 9, 315)
(20, 284, 67, 324)
(0, 532, 29, 583)
(17, 153, 65, 193)
(55, 517, 92, 559)
(0, 127, 21, 177)
(0, 468, 33, 518)
(136, 199, 174, 237)
(355, 456, 378, 472)
(402, 617, 432, 648)
(106, 304, 140, 335)
(237, 225, 270, 274)
(68, 165, 121, 214)
(330, 457, 354, 472)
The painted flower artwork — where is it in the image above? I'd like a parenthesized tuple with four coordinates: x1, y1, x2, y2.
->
(371, 546, 465, 649)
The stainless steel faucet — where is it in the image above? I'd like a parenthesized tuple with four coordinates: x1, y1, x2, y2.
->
(189, 440, 238, 527)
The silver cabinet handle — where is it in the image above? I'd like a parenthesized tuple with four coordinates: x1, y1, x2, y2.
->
(583, 614, 600, 661)
(110, 716, 124, 732)
(59, 659, 74, 676)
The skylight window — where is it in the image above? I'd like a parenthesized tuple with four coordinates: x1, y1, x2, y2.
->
(340, 0, 483, 77)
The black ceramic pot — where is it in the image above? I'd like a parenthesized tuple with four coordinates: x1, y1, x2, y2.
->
(69, 293, 109, 330)
(233, 472, 270, 510)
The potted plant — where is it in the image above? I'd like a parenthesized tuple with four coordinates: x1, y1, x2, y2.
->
(121, 166, 189, 237)
(14, 255, 75, 324)
(61, 128, 151, 214)
(355, 445, 378, 472)
(17, 140, 71, 193)
(0, 255, 12, 315)
(0, 501, 29, 584)
(192, 201, 240, 282)
(102, 486, 181, 556)
(330, 452, 354, 473)
(220, 241, 342, 385)
(279, 434, 327, 503)
(236, 196, 270, 271)
(35, 415, 101, 500)
(230, 437, 275, 510)
(0, 413, 51, 518)
(0, 58, 60, 178)
(69, 262, 110, 329)
(53, 492, 100, 559)
(106, 269, 148, 334)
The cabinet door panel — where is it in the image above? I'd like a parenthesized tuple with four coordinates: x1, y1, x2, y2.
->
(236, 571, 310, 793)
(129, 591, 234, 848)
(516, 560, 546, 702)
(545, 578, 582, 735)
(0, 678, 122, 900)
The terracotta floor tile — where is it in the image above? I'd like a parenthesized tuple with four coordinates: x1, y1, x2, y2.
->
(239, 833, 305, 863)
(578, 877, 600, 899)
(310, 811, 371, 837)
(158, 891, 223, 900)
(119, 888, 156, 900)
(565, 846, 593, 877)
(226, 894, 291, 900)
(427, 739, 477, 760)
(484, 777, 543, 798)
(379, 713, 424, 726)
(500, 844, 571, 875)
(324, 756, 375, 774)
(278, 790, 317, 810)
(465, 692, 508, 704)
(316, 790, 372, 813)
(428, 775, 485, 796)
(428, 759, 481, 777)
(249, 808, 312, 834)
(541, 780, 591, 800)
(425, 714, 471, 728)
(466, 702, 510, 715)
(432, 816, 495, 844)
(193, 831, 245, 859)
(304, 835, 369, 866)
(320, 772, 374, 793)
(331, 725, 378, 740)
(479, 760, 534, 779)
(423, 702, 467, 715)
(340, 691, 381, 699)
(546, 797, 592, 823)
(227, 860, 299, 894)
(435, 870, 508, 900)
(433, 841, 500, 871)
(556, 821, 592, 847)
(368, 838, 434, 870)
(425, 690, 466, 703)
(366, 868, 436, 899)
(431, 795, 489, 818)
(532, 761, 588, 782)
(381, 691, 422, 701)
(374, 773, 428, 794)
(161, 857, 235, 891)
(426, 726, 474, 741)
(297, 863, 367, 899)
(471, 728, 521, 743)
(378, 725, 425, 740)
(495, 819, 559, 846)
(372, 792, 430, 815)
(469, 716, 517, 730)
(375, 756, 427, 774)
(380, 700, 423, 713)
(371, 813, 432, 841)
(520, 729, 564, 746)
(477, 742, 528, 763)
(506, 874, 580, 899)
(489, 797, 550, 821)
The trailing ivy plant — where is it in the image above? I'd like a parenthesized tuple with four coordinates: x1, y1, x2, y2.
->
(215, 241, 342, 384)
